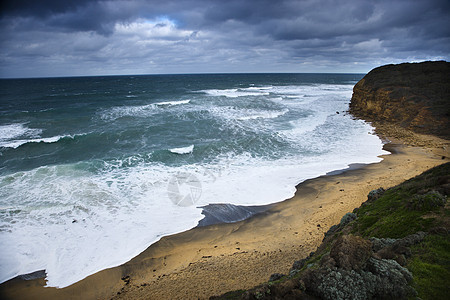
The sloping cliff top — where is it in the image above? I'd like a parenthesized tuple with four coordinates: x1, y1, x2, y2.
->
(212, 162, 450, 300)
(349, 61, 450, 139)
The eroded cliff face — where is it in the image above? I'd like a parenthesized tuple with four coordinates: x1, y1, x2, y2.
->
(349, 61, 450, 139)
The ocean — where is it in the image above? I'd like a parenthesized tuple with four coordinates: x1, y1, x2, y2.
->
(0, 73, 388, 287)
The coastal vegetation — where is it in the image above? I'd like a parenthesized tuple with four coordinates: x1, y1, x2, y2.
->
(213, 162, 449, 299)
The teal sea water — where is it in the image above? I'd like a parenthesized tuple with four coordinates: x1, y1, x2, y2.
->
(0, 74, 388, 287)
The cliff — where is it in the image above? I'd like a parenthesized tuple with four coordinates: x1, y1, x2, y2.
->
(349, 61, 450, 139)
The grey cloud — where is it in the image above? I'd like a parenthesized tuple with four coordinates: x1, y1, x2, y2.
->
(0, 0, 449, 78)
(0, 0, 93, 17)
(1, 0, 139, 35)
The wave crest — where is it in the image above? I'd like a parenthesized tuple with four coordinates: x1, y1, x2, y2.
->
(0, 134, 86, 149)
(100, 99, 190, 120)
(169, 145, 194, 154)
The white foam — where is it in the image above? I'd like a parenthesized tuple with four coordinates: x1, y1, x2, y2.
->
(154, 99, 190, 106)
(202, 88, 270, 98)
(0, 134, 84, 149)
(0, 82, 390, 289)
(197, 117, 388, 207)
(0, 123, 41, 143)
(245, 86, 273, 91)
(100, 100, 190, 120)
(169, 145, 194, 154)
(0, 163, 203, 287)
(237, 109, 289, 120)
(100, 104, 155, 120)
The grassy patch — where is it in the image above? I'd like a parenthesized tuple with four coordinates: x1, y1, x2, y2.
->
(354, 188, 437, 238)
(353, 163, 449, 238)
(212, 163, 449, 299)
(408, 234, 450, 300)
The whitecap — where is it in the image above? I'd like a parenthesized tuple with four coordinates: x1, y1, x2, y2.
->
(0, 134, 84, 149)
(202, 88, 269, 98)
(154, 99, 190, 106)
(99, 100, 190, 120)
(237, 109, 289, 120)
(0, 123, 41, 142)
(99, 104, 155, 120)
(244, 86, 273, 91)
(169, 145, 194, 154)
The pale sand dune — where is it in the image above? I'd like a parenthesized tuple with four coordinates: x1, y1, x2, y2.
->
(1, 133, 449, 300)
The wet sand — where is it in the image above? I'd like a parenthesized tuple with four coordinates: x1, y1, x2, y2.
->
(1, 132, 449, 300)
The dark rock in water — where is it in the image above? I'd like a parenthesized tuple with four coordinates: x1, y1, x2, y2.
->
(197, 203, 271, 227)
(269, 273, 285, 282)
(17, 270, 47, 281)
(330, 235, 372, 271)
(349, 61, 450, 139)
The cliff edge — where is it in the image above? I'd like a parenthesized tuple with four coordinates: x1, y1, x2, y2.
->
(349, 61, 450, 139)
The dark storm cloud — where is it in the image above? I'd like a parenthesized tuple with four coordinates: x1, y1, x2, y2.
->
(1, 0, 130, 34)
(0, 0, 449, 77)
(0, 0, 93, 17)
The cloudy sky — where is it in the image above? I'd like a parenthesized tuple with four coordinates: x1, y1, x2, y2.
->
(0, 0, 449, 78)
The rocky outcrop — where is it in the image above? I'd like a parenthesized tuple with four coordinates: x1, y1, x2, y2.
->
(303, 257, 416, 300)
(349, 61, 450, 139)
(300, 231, 423, 300)
(329, 235, 372, 271)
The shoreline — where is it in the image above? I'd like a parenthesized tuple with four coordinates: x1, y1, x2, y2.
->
(1, 131, 449, 300)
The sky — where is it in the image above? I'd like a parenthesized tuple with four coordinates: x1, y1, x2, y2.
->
(0, 0, 449, 78)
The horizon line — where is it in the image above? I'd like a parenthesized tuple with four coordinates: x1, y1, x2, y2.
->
(0, 71, 367, 80)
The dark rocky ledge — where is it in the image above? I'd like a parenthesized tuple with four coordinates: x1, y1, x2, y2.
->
(198, 203, 272, 227)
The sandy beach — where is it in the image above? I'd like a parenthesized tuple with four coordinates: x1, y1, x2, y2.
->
(1, 127, 449, 300)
